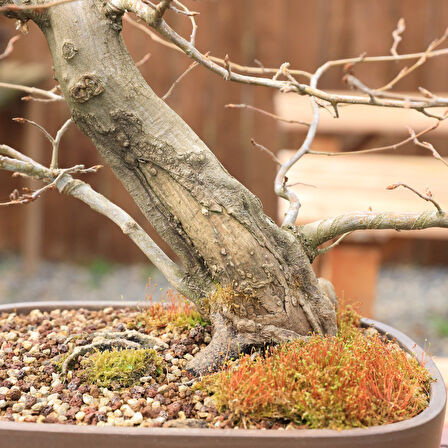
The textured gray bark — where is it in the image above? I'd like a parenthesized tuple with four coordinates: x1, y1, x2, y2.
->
(4, 0, 337, 372)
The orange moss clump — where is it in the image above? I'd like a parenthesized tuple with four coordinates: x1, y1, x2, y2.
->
(129, 286, 209, 331)
(199, 308, 432, 429)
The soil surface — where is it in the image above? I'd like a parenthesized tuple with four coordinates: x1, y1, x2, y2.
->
(0, 306, 239, 429)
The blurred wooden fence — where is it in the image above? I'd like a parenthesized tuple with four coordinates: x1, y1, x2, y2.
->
(0, 0, 447, 266)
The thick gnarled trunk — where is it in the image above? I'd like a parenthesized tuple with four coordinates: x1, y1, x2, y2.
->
(22, 0, 336, 372)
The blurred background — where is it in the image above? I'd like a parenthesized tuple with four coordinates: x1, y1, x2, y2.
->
(0, 0, 448, 354)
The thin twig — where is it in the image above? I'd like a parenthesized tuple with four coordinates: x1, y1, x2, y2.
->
(51, 118, 72, 169)
(379, 27, 448, 92)
(122, 15, 312, 80)
(386, 182, 443, 215)
(173, 0, 197, 46)
(391, 18, 406, 57)
(409, 127, 448, 168)
(0, 0, 79, 12)
(0, 82, 63, 102)
(135, 52, 151, 67)
(250, 139, 281, 165)
(162, 61, 198, 101)
(307, 120, 442, 157)
(13, 117, 54, 144)
(0, 35, 20, 60)
(226, 103, 310, 127)
(317, 232, 352, 256)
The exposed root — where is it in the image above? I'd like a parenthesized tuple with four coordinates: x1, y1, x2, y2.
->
(61, 330, 168, 374)
(186, 313, 308, 376)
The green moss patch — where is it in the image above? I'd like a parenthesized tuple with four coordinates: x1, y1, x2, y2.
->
(79, 348, 164, 388)
(199, 308, 432, 430)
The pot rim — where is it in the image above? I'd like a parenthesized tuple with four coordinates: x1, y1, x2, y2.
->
(0, 300, 445, 440)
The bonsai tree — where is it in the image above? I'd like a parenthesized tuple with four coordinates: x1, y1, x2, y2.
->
(0, 0, 447, 373)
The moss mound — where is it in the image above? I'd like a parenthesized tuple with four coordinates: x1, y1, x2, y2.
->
(80, 348, 164, 388)
(199, 308, 432, 429)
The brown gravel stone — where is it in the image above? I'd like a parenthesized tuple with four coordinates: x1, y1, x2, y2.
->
(43, 415, 59, 424)
(52, 384, 64, 394)
(78, 385, 89, 394)
(69, 393, 83, 408)
(6, 388, 21, 401)
(41, 405, 53, 417)
(141, 406, 159, 419)
(89, 385, 99, 398)
(167, 401, 182, 418)
(145, 386, 157, 398)
(24, 395, 37, 408)
(110, 397, 122, 411)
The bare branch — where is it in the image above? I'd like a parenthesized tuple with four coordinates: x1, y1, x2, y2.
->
(51, 118, 72, 169)
(0, 0, 79, 12)
(317, 232, 352, 256)
(135, 51, 151, 67)
(153, 0, 173, 21)
(301, 211, 448, 249)
(162, 60, 198, 101)
(13, 117, 54, 144)
(250, 139, 281, 165)
(386, 182, 443, 215)
(307, 120, 442, 157)
(0, 35, 20, 60)
(0, 82, 63, 102)
(226, 103, 310, 127)
(173, 0, 198, 46)
(379, 27, 448, 92)
(0, 152, 194, 298)
(122, 15, 312, 80)
(391, 18, 406, 57)
(112, 1, 448, 230)
(409, 127, 448, 168)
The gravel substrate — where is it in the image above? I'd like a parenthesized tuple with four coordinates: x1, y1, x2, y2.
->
(0, 306, 223, 428)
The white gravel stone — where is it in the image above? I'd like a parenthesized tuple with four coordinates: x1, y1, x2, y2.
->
(39, 386, 50, 396)
(82, 394, 94, 406)
(5, 332, 17, 341)
(31, 402, 45, 412)
(75, 411, 85, 421)
(0, 387, 9, 396)
(12, 403, 25, 412)
(0, 400, 7, 409)
(166, 373, 176, 383)
(127, 398, 138, 407)
(129, 412, 143, 425)
(121, 404, 135, 417)
(22, 341, 33, 351)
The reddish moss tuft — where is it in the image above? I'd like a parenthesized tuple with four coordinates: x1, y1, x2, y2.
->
(199, 307, 432, 429)
(128, 285, 209, 331)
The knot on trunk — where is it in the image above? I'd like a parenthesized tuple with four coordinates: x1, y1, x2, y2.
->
(70, 74, 104, 103)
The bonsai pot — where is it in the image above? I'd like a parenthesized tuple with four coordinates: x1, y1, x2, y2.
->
(0, 301, 445, 448)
